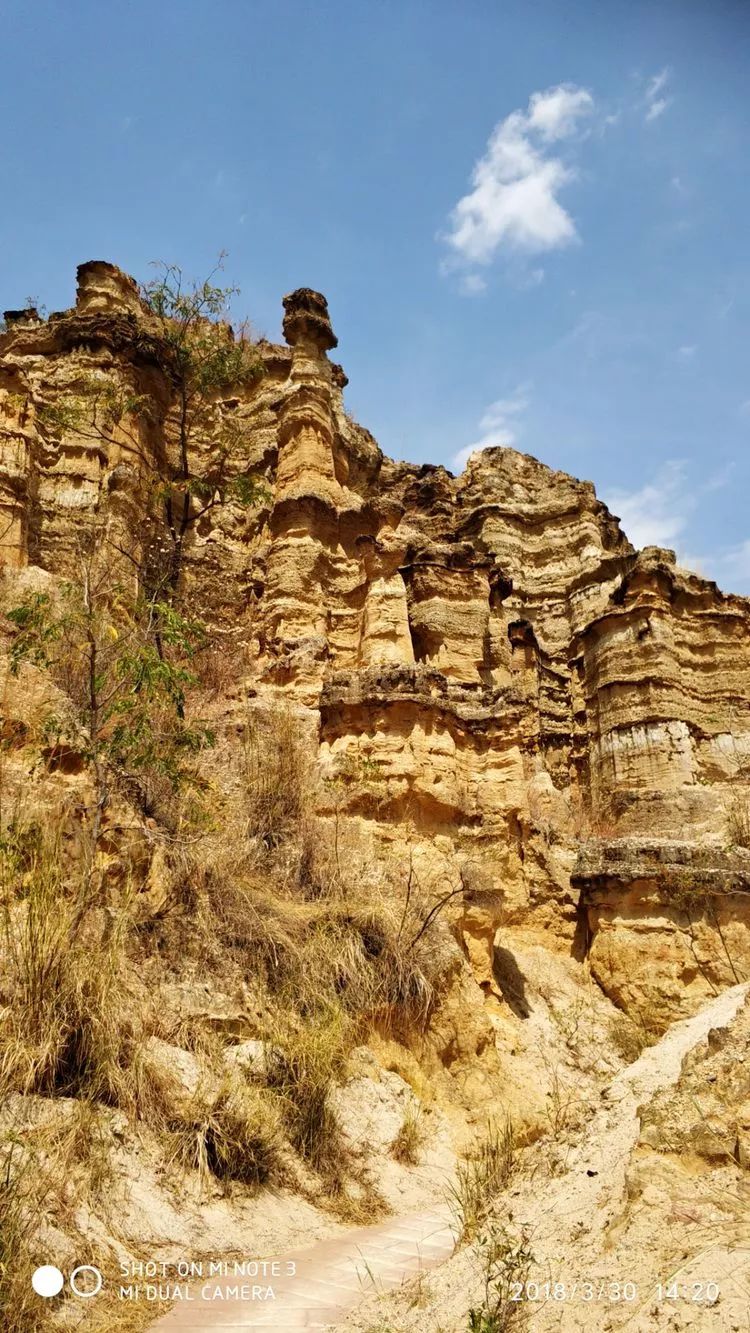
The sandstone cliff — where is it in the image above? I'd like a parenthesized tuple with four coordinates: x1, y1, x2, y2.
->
(2, 262, 748, 1034)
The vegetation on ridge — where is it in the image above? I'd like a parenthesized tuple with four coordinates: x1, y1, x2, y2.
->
(37, 258, 266, 596)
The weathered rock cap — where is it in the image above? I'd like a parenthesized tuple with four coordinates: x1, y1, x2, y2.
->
(76, 261, 144, 316)
(639, 545, 677, 566)
(282, 287, 338, 352)
(3, 307, 43, 327)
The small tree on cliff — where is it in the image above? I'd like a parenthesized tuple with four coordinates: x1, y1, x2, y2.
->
(141, 258, 266, 590)
(38, 257, 265, 596)
(6, 560, 212, 939)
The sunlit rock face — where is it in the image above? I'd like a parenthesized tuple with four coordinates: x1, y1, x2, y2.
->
(2, 261, 749, 1027)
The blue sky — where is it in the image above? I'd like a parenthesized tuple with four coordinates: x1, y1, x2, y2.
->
(1, 0, 749, 589)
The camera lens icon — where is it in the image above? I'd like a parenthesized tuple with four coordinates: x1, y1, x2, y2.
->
(31, 1264, 103, 1298)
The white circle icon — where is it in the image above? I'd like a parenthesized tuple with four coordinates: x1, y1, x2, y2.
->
(69, 1265, 103, 1298)
(31, 1266, 64, 1298)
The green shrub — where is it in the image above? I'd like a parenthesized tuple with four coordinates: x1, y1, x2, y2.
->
(468, 1223, 533, 1332)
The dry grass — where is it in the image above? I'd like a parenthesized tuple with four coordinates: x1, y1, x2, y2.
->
(448, 1117, 517, 1242)
(147, 796, 453, 1183)
(146, 794, 444, 1187)
(167, 1078, 284, 1192)
(571, 802, 620, 840)
(193, 639, 248, 699)
(241, 704, 311, 865)
(543, 1065, 586, 1138)
(0, 1096, 129, 1332)
(0, 1139, 41, 1332)
(0, 697, 461, 1321)
(391, 1100, 425, 1165)
(609, 1011, 656, 1064)
(0, 825, 146, 1108)
(265, 1005, 350, 1172)
(725, 789, 750, 848)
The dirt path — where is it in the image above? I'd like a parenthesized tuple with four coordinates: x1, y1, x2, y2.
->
(147, 1203, 457, 1331)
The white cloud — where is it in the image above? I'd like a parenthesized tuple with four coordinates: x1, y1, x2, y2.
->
(453, 388, 530, 471)
(459, 273, 487, 297)
(443, 84, 594, 273)
(719, 541, 750, 583)
(685, 540, 750, 593)
(647, 68, 670, 100)
(603, 459, 750, 593)
(706, 461, 735, 492)
(677, 344, 697, 359)
(526, 85, 593, 140)
(643, 67, 673, 122)
(645, 96, 670, 122)
(520, 266, 545, 288)
(603, 460, 693, 549)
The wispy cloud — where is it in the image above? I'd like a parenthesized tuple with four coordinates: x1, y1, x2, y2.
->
(452, 387, 530, 471)
(645, 97, 670, 122)
(683, 539, 750, 593)
(706, 461, 736, 492)
(442, 84, 594, 280)
(604, 460, 693, 549)
(677, 344, 697, 360)
(716, 541, 750, 586)
(459, 273, 487, 297)
(643, 67, 673, 122)
(603, 459, 750, 593)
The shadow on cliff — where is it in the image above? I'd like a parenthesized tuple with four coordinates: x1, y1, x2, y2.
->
(492, 947, 531, 1018)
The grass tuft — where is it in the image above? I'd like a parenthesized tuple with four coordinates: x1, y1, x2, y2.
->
(0, 1140, 41, 1333)
(265, 1007, 350, 1172)
(0, 826, 144, 1108)
(391, 1100, 425, 1165)
(726, 789, 750, 848)
(448, 1117, 517, 1242)
(168, 1079, 284, 1192)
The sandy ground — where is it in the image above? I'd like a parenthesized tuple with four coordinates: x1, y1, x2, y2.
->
(62, 979, 749, 1333)
(336, 981, 750, 1333)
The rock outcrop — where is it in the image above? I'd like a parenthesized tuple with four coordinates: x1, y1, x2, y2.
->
(2, 262, 749, 1029)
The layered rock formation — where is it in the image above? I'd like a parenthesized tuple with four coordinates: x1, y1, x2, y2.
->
(2, 262, 749, 1028)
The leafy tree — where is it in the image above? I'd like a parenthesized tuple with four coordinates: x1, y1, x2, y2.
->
(141, 257, 265, 590)
(6, 556, 213, 939)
